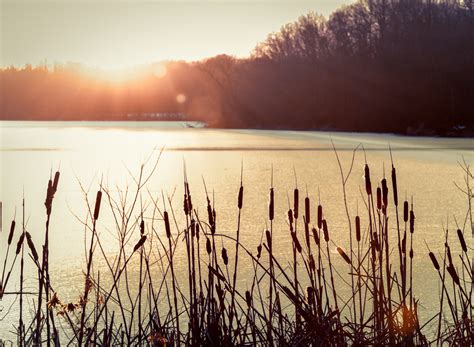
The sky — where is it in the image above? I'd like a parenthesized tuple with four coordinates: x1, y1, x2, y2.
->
(1, 0, 351, 69)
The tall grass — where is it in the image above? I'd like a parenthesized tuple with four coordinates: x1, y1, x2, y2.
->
(0, 150, 472, 346)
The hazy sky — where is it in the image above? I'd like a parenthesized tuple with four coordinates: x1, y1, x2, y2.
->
(1, 0, 350, 69)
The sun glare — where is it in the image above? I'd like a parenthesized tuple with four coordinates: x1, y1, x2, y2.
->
(86, 63, 168, 83)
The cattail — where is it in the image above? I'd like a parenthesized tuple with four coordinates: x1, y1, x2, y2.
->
(245, 290, 252, 307)
(409, 210, 415, 234)
(53, 171, 60, 193)
(8, 221, 15, 245)
(93, 191, 102, 221)
(308, 254, 315, 271)
(391, 166, 398, 207)
(322, 219, 329, 242)
(402, 235, 406, 253)
(355, 216, 361, 242)
(403, 201, 409, 222)
(337, 247, 351, 265)
(238, 186, 243, 209)
(409, 249, 413, 258)
(288, 209, 294, 230)
(457, 229, 467, 252)
(207, 201, 213, 226)
(291, 231, 302, 253)
(372, 235, 380, 252)
(212, 209, 216, 234)
(429, 252, 440, 271)
(221, 247, 228, 265)
(183, 194, 189, 215)
(16, 232, 25, 255)
(195, 223, 200, 240)
(265, 229, 272, 248)
(269, 188, 274, 221)
(190, 219, 196, 237)
(376, 187, 382, 210)
(305, 197, 310, 223)
(164, 211, 171, 238)
(304, 219, 310, 248)
(293, 188, 299, 219)
(186, 183, 193, 212)
(206, 238, 212, 255)
(447, 245, 453, 266)
(312, 227, 320, 246)
(381, 178, 388, 208)
(140, 219, 145, 235)
(364, 164, 372, 195)
(133, 235, 147, 253)
(447, 264, 460, 285)
(257, 244, 262, 259)
(25, 232, 38, 262)
(317, 205, 322, 229)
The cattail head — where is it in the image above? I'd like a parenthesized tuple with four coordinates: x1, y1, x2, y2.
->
(8, 220, 15, 245)
(391, 166, 398, 206)
(446, 245, 453, 266)
(447, 264, 460, 285)
(409, 210, 415, 234)
(337, 247, 351, 265)
(376, 187, 382, 210)
(221, 247, 228, 265)
(304, 218, 310, 248)
(16, 232, 25, 255)
(183, 194, 189, 215)
(93, 191, 102, 221)
(206, 238, 212, 255)
(238, 186, 243, 209)
(190, 219, 196, 237)
(457, 229, 467, 252)
(133, 235, 147, 253)
(409, 249, 413, 258)
(355, 216, 361, 242)
(245, 290, 252, 307)
(257, 244, 262, 259)
(195, 223, 200, 240)
(429, 252, 440, 271)
(53, 171, 60, 193)
(164, 211, 171, 238)
(308, 254, 315, 271)
(287, 209, 294, 231)
(312, 227, 320, 246)
(269, 188, 274, 221)
(317, 205, 322, 229)
(140, 219, 145, 235)
(293, 188, 299, 219)
(403, 201, 409, 222)
(402, 235, 406, 253)
(25, 232, 38, 262)
(265, 229, 272, 248)
(364, 164, 372, 195)
(322, 219, 329, 242)
(304, 197, 310, 223)
(381, 178, 388, 208)
(291, 231, 302, 253)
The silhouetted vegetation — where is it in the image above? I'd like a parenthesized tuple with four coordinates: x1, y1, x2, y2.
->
(1, 0, 473, 135)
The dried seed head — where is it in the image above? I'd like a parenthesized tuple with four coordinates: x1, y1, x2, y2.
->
(8, 220, 15, 245)
(376, 187, 382, 210)
(312, 227, 320, 246)
(269, 188, 274, 221)
(133, 235, 147, 253)
(245, 290, 252, 307)
(304, 219, 310, 248)
(322, 219, 329, 242)
(16, 232, 25, 255)
(293, 188, 299, 219)
(317, 205, 322, 229)
(447, 264, 460, 285)
(265, 229, 272, 248)
(140, 219, 145, 236)
(337, 247, 351, 265)
(164, 211, 171, 238)
(355, 216, 361, 242)
(429, 252, 440, 271)
(291, 231, 302, 253)
(457, 229, 467, 252)
(25, 232, 38, 262)
(288, 209, 294, 230)
(403, 201, 409, 222)
(409, 249, 413, 258)
(305, 197, 310, 223)
(257, 244, 262, 259)
(195, 223, 200, 240)
(381, 178, 388, 208)
(53, 171, 60, 193)
(391, 166, 398, 206)
(364, 164, 372, 195)
(93, 191, 102, 221)
(447, 245, 453, 266)
(221, 247, 228, 265)
(206, 238, 212, 255)
(409, 210, 415, 234)
(238, 186, 243, 209)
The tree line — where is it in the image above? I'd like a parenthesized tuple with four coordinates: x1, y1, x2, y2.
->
(1, 0, 473, 135)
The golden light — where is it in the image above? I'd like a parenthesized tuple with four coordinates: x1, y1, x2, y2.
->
(152, 64, 167, 79)
(176, 94, 187, 103)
